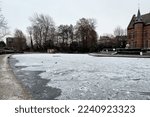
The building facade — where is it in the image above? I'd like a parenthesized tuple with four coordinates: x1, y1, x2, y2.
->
(6, 37, 26, 51)
(127, 10, 150, 49)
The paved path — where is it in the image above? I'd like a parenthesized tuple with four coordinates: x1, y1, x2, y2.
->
(0, 54, 31, 100)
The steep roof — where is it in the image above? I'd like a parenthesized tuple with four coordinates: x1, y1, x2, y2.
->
(135, 9, 143, 22)
(128, 11, 150, 29)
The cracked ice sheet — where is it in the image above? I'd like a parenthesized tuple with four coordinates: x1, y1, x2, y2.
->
(12, 54, 150, 100)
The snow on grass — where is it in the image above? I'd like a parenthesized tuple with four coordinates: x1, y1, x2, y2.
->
(12, 54, 150, 99)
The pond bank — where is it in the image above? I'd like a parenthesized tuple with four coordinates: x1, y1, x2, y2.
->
(0, 54, 31, 100)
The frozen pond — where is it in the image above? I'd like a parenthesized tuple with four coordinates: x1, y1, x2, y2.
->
(10, 54, 150, 100)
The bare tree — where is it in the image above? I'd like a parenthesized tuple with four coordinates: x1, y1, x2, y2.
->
(27, 26, 34, 50)
(0, 8, 9, 40)
(114, 26, 127, 48)
(114, 26, 125, 37)
(29, 13, 55, 51)
(68, 24, 74, 43)
(56, 24, 74, 51)
(14, 29, 27, 51)
(57, 25, 73, 44)
(74, 18, 97, 52)
(14, 29, 26, 38)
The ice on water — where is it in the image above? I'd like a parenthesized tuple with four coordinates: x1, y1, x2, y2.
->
(12, 54, 150, 100)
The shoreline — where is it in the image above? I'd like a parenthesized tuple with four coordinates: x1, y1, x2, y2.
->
(9, 55, 61, 100)
(89, 53, 150, 58)
(0, 54, 31, 100)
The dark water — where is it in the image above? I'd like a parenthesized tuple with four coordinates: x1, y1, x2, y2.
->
(9, 57, 61, 100)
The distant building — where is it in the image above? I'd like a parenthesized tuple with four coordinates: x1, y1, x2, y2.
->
(6, 37, 14, 49)
(6, 37, 27, 51)
(128, 9, 150, 49)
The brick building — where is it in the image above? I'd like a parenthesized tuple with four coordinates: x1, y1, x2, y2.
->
(6, 37, 27, 51)
(127, 9, 150, 49)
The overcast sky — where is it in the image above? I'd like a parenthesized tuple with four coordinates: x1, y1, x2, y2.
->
(1, 0, 150, 37)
